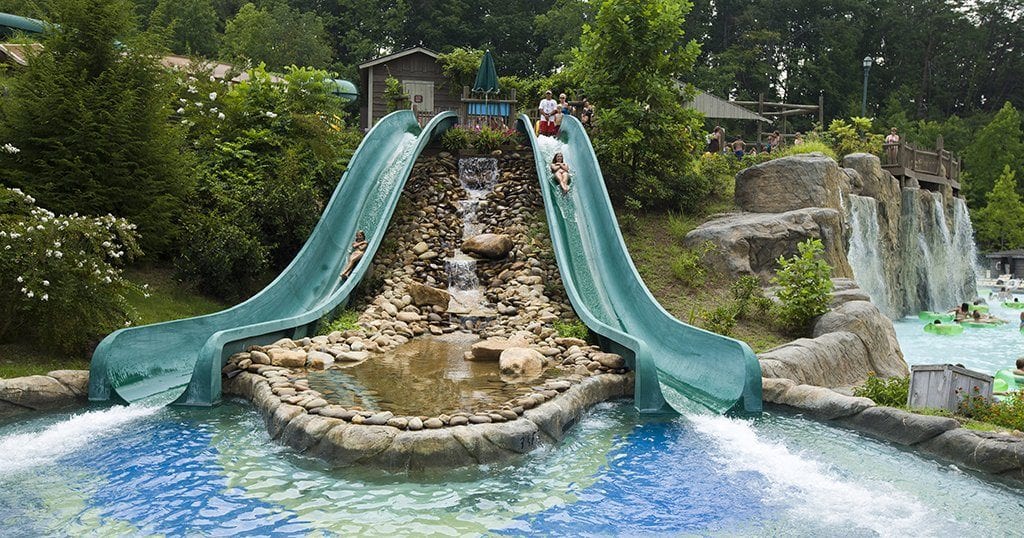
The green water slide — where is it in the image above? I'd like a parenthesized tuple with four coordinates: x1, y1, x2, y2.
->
(518, 114, 762, 415)
(89, 110, 457, 406)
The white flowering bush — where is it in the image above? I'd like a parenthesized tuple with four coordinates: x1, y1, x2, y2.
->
(0, 187, 143, 353)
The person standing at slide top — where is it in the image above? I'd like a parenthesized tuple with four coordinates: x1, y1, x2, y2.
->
(538, 90, 559, 136)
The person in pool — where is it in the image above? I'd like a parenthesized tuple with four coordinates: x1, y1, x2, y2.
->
(551, 153, 571, 194)
(951, 302, 970, 322)
(339, 230, 368, 281)
(1014, 357, 1024, 376)
(1019, 312, 1024, 329)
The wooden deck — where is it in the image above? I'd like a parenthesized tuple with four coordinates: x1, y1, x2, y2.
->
(881, 139, 961, 195)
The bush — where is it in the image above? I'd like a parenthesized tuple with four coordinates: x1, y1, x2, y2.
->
(821, 117, 883, 158)
(0, 187, 143, 353)
(554, 318, 589, 341)
(701, 303, 738, 336)
(441, 128, 471, 151)
(473, 126, 505, 151)
(772, 238, 833, 335)
(853, 373, 910, 407)
(175, 212, 268, 300)
(774, 136, 838, 160)
(670, 241, 716, 288)
(730, 275, 767, 319)
(383, 75, 407, 113)
(318, 309, 361, 335)
(959, 389, 1024, 431)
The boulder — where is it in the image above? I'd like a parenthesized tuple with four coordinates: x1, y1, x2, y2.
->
(462, 233, 514, 259)
(408, 282, 450, 307)
(268, 349, 307, 368)
(0, 375, 81, 416)
(837, 407, 958, 446)
(735, 153, 849, 214)
(842, 153, 900, 201)
(306, 351, 335, 370)
(47, 370, 89, 397)
(684, 208, 853, 281)
(769, 383, 874, 419)
(499, 347, 546, 378)
(469, 338, 517, 361)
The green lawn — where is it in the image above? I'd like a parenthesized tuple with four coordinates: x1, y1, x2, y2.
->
(621, 209, 789, 353)
(0, 266, 228, 378)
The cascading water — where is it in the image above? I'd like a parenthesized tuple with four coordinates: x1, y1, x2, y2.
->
(847, 195, 893, 316)
(445, 157, 499, 317)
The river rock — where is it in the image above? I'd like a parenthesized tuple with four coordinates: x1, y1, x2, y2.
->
(591, 352, 624, 369)
(499, 347, 546, 378)
(336, 351, 370, 362)
(409, 282, 450, 307)
(462, 233, 514, 259)
(469, 338, 517, 361)
(306, 351, 335, 370)
(396, 311, 421, 323)
(735, 153, 848, 214)
(268, 349, 307, 368)
(684, 208, 853, 281)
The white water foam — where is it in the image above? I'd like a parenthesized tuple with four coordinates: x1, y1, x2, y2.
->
(0, 405, 160, 475)
(689, 414, 938, 537)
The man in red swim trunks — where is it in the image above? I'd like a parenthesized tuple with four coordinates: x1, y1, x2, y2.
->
(538, 90, 559, 136)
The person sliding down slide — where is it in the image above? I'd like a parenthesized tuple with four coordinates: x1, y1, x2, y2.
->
(551, 153, 571, 194)
(339, 230, 368, 281)
(537, 90, 559, 136)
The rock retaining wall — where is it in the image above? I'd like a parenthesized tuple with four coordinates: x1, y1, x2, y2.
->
(0, 370, 89, 420)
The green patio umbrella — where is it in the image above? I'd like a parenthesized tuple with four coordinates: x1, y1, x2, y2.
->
(472, 50, 500, 121)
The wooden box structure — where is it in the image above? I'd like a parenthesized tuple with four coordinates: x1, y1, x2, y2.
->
(908, 364, 993, 412)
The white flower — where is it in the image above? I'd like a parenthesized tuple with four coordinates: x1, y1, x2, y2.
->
(53, 241, 61, 248)
(187, 85, 197, 94)
(217, 112, 225, 120)
(54, 251, 62, 258)
(264, 111, 278, 118)
(42, 280, 49, 286)
(26, 290, 33, 298)
(103, 276, 112, 283)
(195, 101, 203, 108)
(176, 108, 185, 114)
(209, 92, 217, 100)
(1, 143, 19, 154)
(209, 75, 216, 82)
(41, 294, 48, 301)
(16, 276, 22, 283)
(179, 98, 187, 104)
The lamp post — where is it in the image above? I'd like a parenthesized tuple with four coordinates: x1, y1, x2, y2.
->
(861, 56, 873, 117)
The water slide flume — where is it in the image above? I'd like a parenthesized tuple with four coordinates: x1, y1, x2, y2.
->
(517, 114, 762, 416)
(89, 110, 457, 406)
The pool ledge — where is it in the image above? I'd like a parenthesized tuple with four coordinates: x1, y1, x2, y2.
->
(224, 368, 633, 470)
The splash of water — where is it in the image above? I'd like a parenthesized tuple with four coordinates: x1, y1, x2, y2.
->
(0, 405, 160, 475)
(445, 158, 499, 315)
(847, 195, 892, 316)
(688, 413, 938, 537)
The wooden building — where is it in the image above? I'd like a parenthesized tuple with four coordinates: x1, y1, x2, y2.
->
(358, 47, 461, 130)
(985, 250, 1024, 279)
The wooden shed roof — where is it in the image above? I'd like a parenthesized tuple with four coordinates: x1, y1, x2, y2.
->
(686, 87, 772, 123)
(358, 47, 439, 70)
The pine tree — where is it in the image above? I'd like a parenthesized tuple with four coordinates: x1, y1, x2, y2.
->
(962, 102, 1024, 209)
(149, 0, 220, 57)
(0, 0, 191, 256)
(974, 166, 1024, 251)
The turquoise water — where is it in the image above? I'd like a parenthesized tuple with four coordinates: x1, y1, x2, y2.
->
(893, 296, 1023, 374)
(0, 396, 1021, 536)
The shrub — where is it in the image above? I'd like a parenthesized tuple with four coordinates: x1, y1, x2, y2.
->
(694, 152, 740, 204)
(383, 75, 407, 113)
(554, 319, 589, 341)
(730, 275, 766, 319)
(774, 136, 838, 160)
(473, 126, 505, 151)
(0, 187, 142, 353)
(821, 117, 883, 158)
(853, 373, 910, 407)
(441, 127, 472, 151)
(175, 211, 268, 300)
(772, 238, 833, 334)
(958, 388, 1024, 431)
(701, 303, 739, 336)
(670, 241, 716, 288)
(318, 309, 361, 335)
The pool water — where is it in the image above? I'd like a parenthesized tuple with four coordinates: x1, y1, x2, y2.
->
(1, 397, 1021, 536)
(893, 295, 1024, 374)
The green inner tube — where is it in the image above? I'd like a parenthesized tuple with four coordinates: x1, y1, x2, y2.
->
(1004, 301, 1024, 309)
(918, 311, 954, 322)
(968, 304, 989, 313)
(960, 321, 1001, 328)
(923, 323, 964, 335)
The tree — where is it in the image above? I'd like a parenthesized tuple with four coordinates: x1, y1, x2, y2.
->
(222, 1, 332, 70)
(533, 0, 594, 73)
(962, 102, 1024, 208)
(148, 0, 220, 57)
(0, 0, 190, 256)
(974, 166, 1024, 251)
(574, 0, 707, 211)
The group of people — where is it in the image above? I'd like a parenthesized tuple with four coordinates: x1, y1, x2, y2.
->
(705, 127, 804, 158)
(947, 301, 1006, 325)
(537, 90, 594, 136)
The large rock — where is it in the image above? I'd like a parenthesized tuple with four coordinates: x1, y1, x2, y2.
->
(684, 208, 853, 281)
(462, 233, 513, 259)
(842, 153, 900, 201)
(764, 381, 875, 419)
(837, 406, 958, 445)
(0, 374, 84, 417)
(469, 338, 517, 361)
(268, 348, 307, 368)
(735, 153, 849, 214)
(499, 347, 546, 378)
(408, 282, 450, 307)
(760, 300, 907, 387)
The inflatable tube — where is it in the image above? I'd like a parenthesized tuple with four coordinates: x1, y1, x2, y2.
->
(918, 311, 954, 322)
(993, 369, 1024, 398)
(960, 321, 1001, 329)
(923, 323, 964, 335)
(1004, 301, 1024, 310)
(968, 304, 989, 313)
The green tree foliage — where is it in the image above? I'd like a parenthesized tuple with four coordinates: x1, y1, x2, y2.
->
(437, 47, 484, 91)
(222, 1, 332, 70)
(0, 186, 142, 353)
(0, 0, 190, 256)
(962, 102, 1024, 209)
(172, 65, 361, 299)
(148, 0, 220, 57)
(822, 117, 884, 158)
(574, 0, 706, 211)
(772, 239, 833, 335)
(974, 166, 1024, 251)
(533, 0, 594, 73)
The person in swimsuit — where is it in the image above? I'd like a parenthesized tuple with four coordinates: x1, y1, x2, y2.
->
(538, 90, 559, 136)
(551, 152, 570, 194)
(340, 230, 368, 280)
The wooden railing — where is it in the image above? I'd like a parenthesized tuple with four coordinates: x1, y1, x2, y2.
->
(881, 137, 961, 185)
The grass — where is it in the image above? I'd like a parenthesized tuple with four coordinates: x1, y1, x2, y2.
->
(897, 406, 1015, 433)
(318, 309, 361, 335)
(0, 265, 228, 379)
(620, 209, 789, 353)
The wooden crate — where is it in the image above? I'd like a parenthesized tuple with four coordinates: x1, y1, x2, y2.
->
(908, 364, 993, 412)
